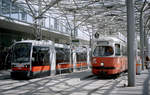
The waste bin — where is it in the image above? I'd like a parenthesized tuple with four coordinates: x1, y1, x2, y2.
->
(136, 57, 142, 75)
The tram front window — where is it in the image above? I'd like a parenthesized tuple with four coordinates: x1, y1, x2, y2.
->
(12, 43, 32, 63)
(93, 46, 113, 57)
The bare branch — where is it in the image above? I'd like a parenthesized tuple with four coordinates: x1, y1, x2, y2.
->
(25, 0, 36, 18)
(38, 0, 62, 18)
(12, 0, 18, 3)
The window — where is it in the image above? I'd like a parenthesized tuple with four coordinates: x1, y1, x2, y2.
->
(45, 17, 49, 28)
(11, 4, 19, 19)
(0, 0, 2, 15)
(41, 18, 45, 27)
(2, 0, 10, 17)
(32, 46, 49, 66)
(54, 18, 58, 30)
(115, 44, 121, 56)
(27, 14, 33, 23)
(56, 48, 70, 64)
(19, 9, 27, 21)
(93, 46, 114, 57)
(77, 52, 87, 62)
(66, 22, 69, 34)
(122, 46, 127, 56)
(12, 43, 32, 63)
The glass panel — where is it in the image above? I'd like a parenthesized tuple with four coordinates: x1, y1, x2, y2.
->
(115, 44, 121, 56)
(41, 18, 45, 27)
(77, 52, 87, 62)
(50, 18, 54, 29)
(57, 20, 59, 31)
(60, 23, 63, 32)
(54, 18, 58, 30)
(63, 48, 70, 62)
(45, 17, 49, 28)
(93, 46, 114, 57)
(75, 28, 78, 36)
(0, 0, 2, 15)
(19, 9, 27, 21)
(66, 22, 69, 34)
(27, 14, 33, 23)
(12, 43, 32, 63)
(2, 0, 10, 17)
(32, 46, 49, 66)
(56, 47, 70, 64)
(56, 47, 64, 64)
(11, 4, 19, 19)
(122, 46, 127, 56)
(62, 25, 65, 33)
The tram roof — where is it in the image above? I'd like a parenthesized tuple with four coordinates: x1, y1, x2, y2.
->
(55, 43, 70, 48)
(15, 40, 54, 46)
(96, 36, 126, 43)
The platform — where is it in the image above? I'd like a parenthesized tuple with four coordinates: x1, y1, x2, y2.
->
(0, 69, 149, 95)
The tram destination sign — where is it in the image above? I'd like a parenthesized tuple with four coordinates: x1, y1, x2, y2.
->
(97, 41, 109, 45)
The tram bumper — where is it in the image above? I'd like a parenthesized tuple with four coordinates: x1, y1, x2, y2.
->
(99, 71, 107, 76)
(92, 66, 116, 76)
(11, 71, 31, 78)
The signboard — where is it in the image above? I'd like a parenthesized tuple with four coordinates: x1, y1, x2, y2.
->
(97, 41, 109, 45)
(72, 39, 80, 47)
(72, 39, 79, 43)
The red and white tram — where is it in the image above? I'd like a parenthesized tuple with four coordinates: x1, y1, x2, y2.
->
(91, 33, 128, 76)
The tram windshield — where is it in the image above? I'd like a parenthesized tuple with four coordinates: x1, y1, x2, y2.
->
(12, 43, 32, 63)
(93, 46, 114, 57)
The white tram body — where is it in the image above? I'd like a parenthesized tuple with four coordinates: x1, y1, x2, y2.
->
(11, 40, 55, 78)
(10, 40, 90, 78)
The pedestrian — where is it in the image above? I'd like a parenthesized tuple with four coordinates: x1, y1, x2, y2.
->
(145, 56, 150, 69)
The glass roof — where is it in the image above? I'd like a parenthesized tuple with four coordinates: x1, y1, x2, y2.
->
(11, 0, 150, 38)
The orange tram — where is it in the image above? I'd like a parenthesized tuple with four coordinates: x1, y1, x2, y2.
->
(91, 33, 128, 76)
(10, 40, 89, 78)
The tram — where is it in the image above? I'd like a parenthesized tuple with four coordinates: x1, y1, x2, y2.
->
(91, 33, 127, 76)
(10, 40, 90, 78)
(11, 40, 55, 78)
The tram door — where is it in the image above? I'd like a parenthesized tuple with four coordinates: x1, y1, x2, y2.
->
(31, 46, 51, 76)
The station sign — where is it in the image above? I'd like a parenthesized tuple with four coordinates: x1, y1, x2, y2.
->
(72, 39, 80, 47)
(72, 39, 79, 43)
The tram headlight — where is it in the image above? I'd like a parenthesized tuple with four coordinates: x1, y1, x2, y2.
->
(100, 63, 104, 66)
(24, 64, 30, 68)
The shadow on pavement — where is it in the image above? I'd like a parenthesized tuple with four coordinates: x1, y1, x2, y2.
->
(142, 69, 150, 95)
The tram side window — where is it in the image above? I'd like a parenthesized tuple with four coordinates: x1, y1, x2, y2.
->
(77, 52, 80, 62)
(115, 44, 120, 56)
(56, 48, 64, 64)
(63, 49, 70, 62)
(32, 47, 49, 66)
(83, 52, 87, 62)
(122, 46, 127, 56)
(76, 52, 87, 62)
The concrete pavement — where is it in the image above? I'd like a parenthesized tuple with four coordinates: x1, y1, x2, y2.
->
(0, 69, 149, 95)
